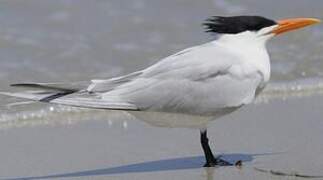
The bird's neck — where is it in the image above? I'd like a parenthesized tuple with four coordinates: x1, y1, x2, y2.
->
(214, 33, 271, 83)
(216, 32, 269, 48)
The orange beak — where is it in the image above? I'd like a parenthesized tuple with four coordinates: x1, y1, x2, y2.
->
(271, 18, 320, 35)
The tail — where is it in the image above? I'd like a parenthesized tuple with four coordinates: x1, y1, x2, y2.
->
(1, 82, 79, 102)
(10, 82, 80, 92)
(1, 82, 139, 111)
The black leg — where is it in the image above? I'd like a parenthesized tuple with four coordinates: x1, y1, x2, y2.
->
(200, 130, 216, 167)
(200, 129, 233, 167)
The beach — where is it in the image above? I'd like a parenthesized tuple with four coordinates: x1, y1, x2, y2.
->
(0, 95, 322, 179)
(0, 0, 323, 179)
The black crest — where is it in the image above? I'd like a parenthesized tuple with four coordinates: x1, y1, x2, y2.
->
(203, 16, 277, 34)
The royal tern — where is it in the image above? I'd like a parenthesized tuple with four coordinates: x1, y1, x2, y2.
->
(1, 16, 320, 167)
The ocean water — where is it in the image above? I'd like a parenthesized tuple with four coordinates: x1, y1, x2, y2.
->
(0, 0, 322, 127)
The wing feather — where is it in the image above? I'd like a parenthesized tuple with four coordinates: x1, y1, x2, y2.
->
(87, 71, 142, 92)
(0, 91, 138, 110)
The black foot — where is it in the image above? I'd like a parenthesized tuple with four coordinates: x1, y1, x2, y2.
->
(203, 156, 233, 167)
(204, 157, 243, 167)
(200, 130, 243, 168)
(235, 160, 243, 167)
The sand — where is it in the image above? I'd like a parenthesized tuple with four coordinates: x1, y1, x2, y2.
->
(0, 95, 323, 180)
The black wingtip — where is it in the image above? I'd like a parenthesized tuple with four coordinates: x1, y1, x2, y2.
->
(10, 83, 78, 92)
(39, 91, 76, 102)
(11, 83, 34, 87)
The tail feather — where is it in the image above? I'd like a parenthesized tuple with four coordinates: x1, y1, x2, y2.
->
(39, 91, 77, 102)
(1, 83, 139, 111)
(11, 83, 79, 92)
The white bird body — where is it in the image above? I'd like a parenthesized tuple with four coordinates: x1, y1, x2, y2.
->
(90, 32, 272, 120)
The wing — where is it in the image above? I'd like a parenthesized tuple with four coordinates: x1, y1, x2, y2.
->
(86, 43, 234, 93)
(11, 81, 89, 91)
(0, 91, 138, 110)
(1, 81, 138, 110)
(102, 73, 263, 116)
(141, 43, 236, 79)
(87, 71, 142, 93)
(101, 42, 264, 116)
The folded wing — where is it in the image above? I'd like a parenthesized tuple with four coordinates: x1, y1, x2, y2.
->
(0, 83, 138, 110)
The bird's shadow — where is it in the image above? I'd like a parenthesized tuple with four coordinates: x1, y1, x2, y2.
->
(3, 153, 276, 180)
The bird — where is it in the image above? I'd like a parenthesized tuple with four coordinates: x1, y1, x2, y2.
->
(0, 15, 320, 167)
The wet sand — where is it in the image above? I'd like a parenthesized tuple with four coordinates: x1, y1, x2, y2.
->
(0, 95, 322, 180)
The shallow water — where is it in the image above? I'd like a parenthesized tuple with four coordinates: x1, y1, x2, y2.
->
(0, 0, 323, 125)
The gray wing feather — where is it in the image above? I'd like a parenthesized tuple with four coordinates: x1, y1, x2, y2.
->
(87, 71, 142, 92)
(0, 91, 138, 111)
(11, 81, 89, 92)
